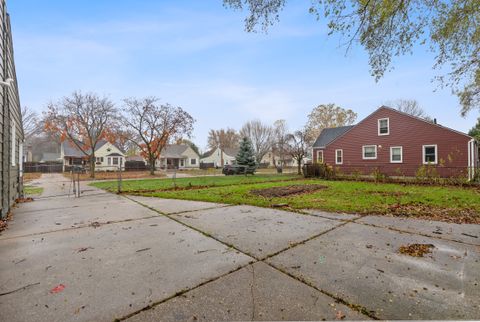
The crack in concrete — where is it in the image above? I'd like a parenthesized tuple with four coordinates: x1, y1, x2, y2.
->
(358, 221, 479, 247)
(249, 265, 256, 321)
(0, 282, 40, 297)
(0, 215, 161, 241)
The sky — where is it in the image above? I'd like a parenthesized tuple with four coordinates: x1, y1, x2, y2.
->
(8, 0, 479, 151)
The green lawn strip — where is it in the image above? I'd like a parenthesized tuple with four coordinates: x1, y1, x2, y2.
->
(132, 179, 480, 217)
(24, 186, 44, 195)
(90, 174, 301, 192)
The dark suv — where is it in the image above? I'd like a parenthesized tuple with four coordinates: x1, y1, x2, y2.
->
(222, 164, 256, 175)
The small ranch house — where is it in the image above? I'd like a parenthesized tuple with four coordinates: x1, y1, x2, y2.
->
(200, 147, 239, 167)
(312, 106, 478, 180)
(61, 140, 126, 171)
(155, 144, 200, 169)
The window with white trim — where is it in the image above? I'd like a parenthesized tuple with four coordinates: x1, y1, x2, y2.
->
(11, 120, 16, 166)
(378, 118, 389, 136)
(390, 146, 403, 163)
(191, 158, 197, 165)
(335, 149, 343, 164)
(112, 157, 119, 165)
(317, 150, 324, 163)
(363, 145, 377, 159)
(107, 157, 111, 165)
(423, 145, 437, 164)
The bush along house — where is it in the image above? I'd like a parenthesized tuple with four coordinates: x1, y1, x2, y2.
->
(1, 0, 24, 219)
(312, 106, 479, 180)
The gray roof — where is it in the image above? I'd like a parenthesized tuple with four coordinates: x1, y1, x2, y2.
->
(62, 141, 89, 158)
(106, 152, 123, 157)
(223, 147, 239, 157)
(312, 126, 355, 148)
(201, 147, 239, 159)
(201, 148, 216, 159)
(62, 139, 109, 157)
(40, 152, 61, 162)
(161, 145, 190, 158)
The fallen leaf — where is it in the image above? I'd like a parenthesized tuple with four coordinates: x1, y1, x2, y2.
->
(336, 310, 346, 320)
(50, 284, 65, 294)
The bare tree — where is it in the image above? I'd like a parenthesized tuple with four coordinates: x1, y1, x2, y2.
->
(386, 99, 432, 121)
(207, 128, 240, 150)
(273, 119, 289, 168)
(21, 106, 41, 141)
(287, 129, 309, 175)
(305, 104, 357, 144)
(239, 120, 274, 164)
(121, 97, 195, 175)
(44, 91, 118, 178)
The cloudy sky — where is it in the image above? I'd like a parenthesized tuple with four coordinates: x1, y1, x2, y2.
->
(9, 0, 479, 151)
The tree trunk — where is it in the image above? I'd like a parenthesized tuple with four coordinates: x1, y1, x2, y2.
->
(297, 157, 302, 175)
(149, 155, 156, 175)
(90, 155, 96, 179)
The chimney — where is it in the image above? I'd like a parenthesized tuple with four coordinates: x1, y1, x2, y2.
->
(433, 118, 437, 124)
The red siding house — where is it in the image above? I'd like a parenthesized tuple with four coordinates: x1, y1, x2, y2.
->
(312, 106, 479, 180)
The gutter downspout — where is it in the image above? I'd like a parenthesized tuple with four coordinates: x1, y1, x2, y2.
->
(468, 139, 475, 181)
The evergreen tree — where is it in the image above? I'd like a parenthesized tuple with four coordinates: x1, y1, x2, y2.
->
(469, 118, 480, 141)
(236, 137, 256, 167)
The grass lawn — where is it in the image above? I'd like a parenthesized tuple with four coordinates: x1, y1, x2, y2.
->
(24, 185, 44, 195)
(91, 175, 480, 224)
(91, 174, 302, 192)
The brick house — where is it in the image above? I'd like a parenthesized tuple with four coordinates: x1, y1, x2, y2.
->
(312, 106, 478, 179)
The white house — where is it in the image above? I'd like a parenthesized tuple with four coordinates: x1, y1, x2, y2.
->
(155, 144, 200, 169)
(61, 140, 126, 171)
(200, 147, 239, 167)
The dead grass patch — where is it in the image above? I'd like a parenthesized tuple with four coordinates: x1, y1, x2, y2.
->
(398, 243, 434, 257)
(23, 173, 42, 182)
(250, 184, 328, 198)
(387, 203, 480, 224)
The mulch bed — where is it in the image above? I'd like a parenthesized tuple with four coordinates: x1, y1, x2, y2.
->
(250, 184, 328, 198)
(387, 203, 480, 224)
(398, 243, 435, 257)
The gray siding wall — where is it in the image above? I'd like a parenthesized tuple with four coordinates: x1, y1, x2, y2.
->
(1, 0, 23, 219)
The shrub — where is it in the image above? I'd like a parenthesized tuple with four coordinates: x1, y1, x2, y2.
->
(302, 163, 336, 179)
(371, 167, 388, 182)
(415, 165, 440, 183)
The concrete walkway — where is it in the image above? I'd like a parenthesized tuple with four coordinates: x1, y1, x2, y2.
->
(1, 174, 479, 321)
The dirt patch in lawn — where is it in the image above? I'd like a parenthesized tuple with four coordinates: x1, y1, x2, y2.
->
(398, 243, 434, 257)
(387, 203, 480, 224)
(250, 184, 328, 198)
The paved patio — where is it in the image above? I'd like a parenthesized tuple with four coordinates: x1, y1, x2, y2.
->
(0, 174, 479, 321)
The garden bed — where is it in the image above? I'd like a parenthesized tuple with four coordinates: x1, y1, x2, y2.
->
(250, 184, 327, 198)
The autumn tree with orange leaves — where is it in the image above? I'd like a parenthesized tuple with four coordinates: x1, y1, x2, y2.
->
(121, 97, 195, 175)
(44, 91, 118, 178)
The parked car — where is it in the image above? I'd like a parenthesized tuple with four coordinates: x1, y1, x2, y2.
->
(222, 164, 256, 175)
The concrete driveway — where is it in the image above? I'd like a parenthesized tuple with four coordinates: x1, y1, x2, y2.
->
(1, 174, 479, 321)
